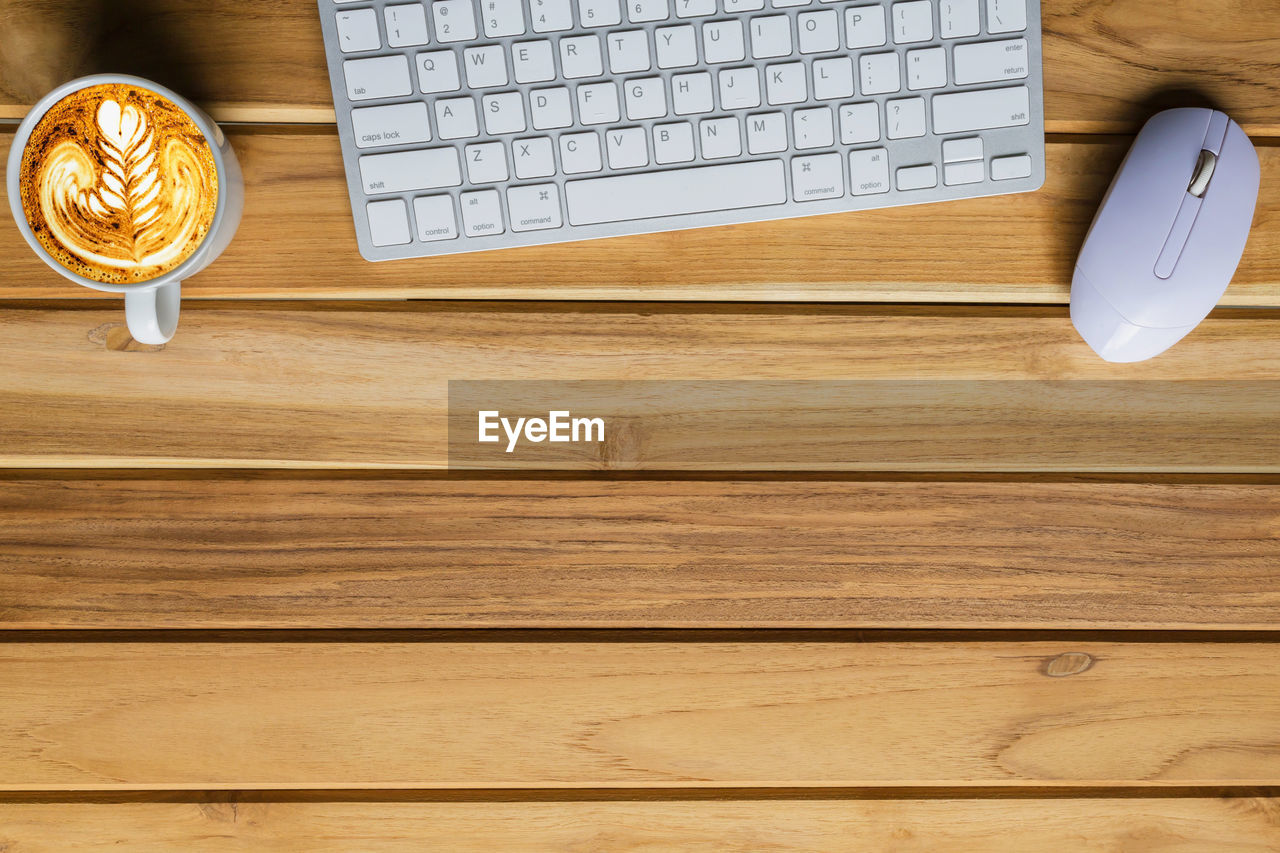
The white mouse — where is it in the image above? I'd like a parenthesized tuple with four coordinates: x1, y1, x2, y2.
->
(1070, 108, 1261, 362)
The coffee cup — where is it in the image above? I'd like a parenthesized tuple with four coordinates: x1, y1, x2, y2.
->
(6, 74, 244, 344)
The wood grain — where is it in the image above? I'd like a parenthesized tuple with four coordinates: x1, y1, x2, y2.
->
(1, 305, 1278, 470)
(1, 1, 1279, 134)
(3, 798, 1280, 851)
(4, 641, 1280, 789)
(2, 477, 1278, 630)
(3, 132, 1279, 303)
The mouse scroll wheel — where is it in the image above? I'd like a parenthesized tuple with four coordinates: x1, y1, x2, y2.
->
(1187, 149, 1217, 198)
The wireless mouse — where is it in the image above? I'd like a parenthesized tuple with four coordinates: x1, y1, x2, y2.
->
(1070, 108, 1260, 362)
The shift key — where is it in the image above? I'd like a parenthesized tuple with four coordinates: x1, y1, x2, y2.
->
(931, 85, 1029, 134)
(359, 148, 462, 194)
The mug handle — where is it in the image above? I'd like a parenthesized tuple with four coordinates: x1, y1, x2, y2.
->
(124, 281, 181, 345)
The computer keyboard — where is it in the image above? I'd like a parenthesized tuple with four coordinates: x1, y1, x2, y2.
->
(318, 0, 1044, 260)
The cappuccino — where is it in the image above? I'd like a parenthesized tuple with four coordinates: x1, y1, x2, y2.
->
(17, 83, 219, 284)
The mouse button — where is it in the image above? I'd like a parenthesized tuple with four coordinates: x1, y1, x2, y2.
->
(1153, 193, 1204, 279)
(1203, 110, 1230, 155)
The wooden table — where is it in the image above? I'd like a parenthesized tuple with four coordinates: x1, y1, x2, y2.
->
(1, 1, 1279, 848)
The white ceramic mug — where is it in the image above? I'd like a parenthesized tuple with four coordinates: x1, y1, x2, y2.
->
(6, 74, 244, 344)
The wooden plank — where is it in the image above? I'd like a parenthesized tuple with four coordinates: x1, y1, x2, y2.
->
(0, 305, 1278, 470)
(3, 477, 1279, 630)
(2, 1, 1279, 134)
(3, 641, 1279, 789)
(3, 798, 1280, 851)
(3, 132, 1279, 304)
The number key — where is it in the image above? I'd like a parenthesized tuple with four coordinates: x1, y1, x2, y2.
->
(432, 0, 477, 42)
(628, 0, 670, 23)
(577, 0, 622, 25)
(481, 0, 526, 36)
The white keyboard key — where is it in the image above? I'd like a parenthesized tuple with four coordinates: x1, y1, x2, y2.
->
(718, 67, 761, 108)
(811, 56, 854, 99)
(560, 35, 604, 77)
(896, 163, 937, 190)
(845, 5, 887, 48)
(337, 9, 381, 53)
(791, 153, 844, 201)
(606, 127, 649, 168)
(514, 136, 557, 177)
(435, 96, 480, 137)
(360, 147, 462, 193)
(627, 0, 670, 22)
(565, 160, 786, 225)
(351, 102, 432, 148)
(942, 136, 983, 162)
(892, 0, 932, 43)
(625, 77, 668, 119)
(530, 0, 574, 30)
(345, 55, 412, 101)
(703, 21, 745, 63)
(773, 0, 811, 6)
(653, 122, 696, 163)
(367, 199, 411, 246)
(798, 10, 839, 53)
(750, 16, 792, 58)
(530, 87, 573, 128)
(944, 160, 984, 185)
(746, 111, 787, 153)
(991, 153, 1032, 180)
(416, 51, 460, 94)
(724, 0, 765, 11)
(672, 72, 714, 113)
(849, 147, 890, 194)
(932, 85, 1029, 133)
(953, 38, 1029, 85)
(656, 25, 698, 67)
(465, 45, 509, 88)
(675, 0, 716, 15)
(577, 82, 621, 123)
(886, 96, 926, 138)
(508, 184, 564, 231)
(578, 0, 622, 25)
(906, 46, 947, 89)
(559, 132, 603, 172)
(481, 0, 527, 35)
(839, 101, 880, 143)
(765, 62, 806, 104)
(699, 117, 741, 158)
(939, 0, 979, 37)
(986, 0, 1027, 33)
(608, 30, 651, 73)
(460, 189, 506, 236)
(859, 53, 900, 95)
(512, 40, 556, 82)
(414, 195, 460, 241)
(464, 141, 509, 183)
(792, 106, 834, 149)
(482, 91, 527, 133)
(433, 0, 478, 42)
(385, 4, 431, 47)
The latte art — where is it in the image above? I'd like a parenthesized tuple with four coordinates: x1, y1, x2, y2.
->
(18, 84, 219, 284)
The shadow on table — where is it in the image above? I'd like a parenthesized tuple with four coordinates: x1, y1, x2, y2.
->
(64, 0, 206, 99)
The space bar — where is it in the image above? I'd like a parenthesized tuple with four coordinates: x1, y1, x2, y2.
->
(565, 160, 787, 226)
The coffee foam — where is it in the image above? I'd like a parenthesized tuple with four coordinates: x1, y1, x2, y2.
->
(19, 83, 219, 285)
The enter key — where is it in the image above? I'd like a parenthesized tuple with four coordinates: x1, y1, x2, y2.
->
(953, 38, 1029, 86)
